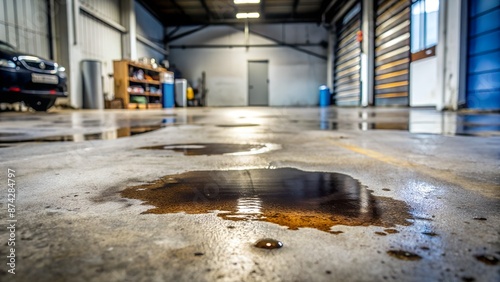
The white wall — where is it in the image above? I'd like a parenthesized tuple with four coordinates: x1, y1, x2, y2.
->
(0, 0, 50, 58)
(410, 57, 438, 106)
(168, 24, 327, 106)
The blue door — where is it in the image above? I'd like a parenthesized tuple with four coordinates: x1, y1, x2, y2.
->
(467, 0, 500, 109)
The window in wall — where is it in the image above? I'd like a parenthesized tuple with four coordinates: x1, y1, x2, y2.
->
(411, 0, 439, 59)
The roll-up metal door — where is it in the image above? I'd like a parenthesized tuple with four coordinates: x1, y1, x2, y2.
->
(374, 0, 411, 106)
(466, 0, 500, 110)
(333, 3, 362, 106)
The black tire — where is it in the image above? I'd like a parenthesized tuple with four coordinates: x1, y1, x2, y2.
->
(26, 98, 56, 112)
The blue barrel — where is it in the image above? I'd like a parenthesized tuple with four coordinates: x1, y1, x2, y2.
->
(319, 85, 330, 107)
(162, 82, 175, 108)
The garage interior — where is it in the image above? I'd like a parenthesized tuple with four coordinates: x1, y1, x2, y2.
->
(0, 0, 499, 281)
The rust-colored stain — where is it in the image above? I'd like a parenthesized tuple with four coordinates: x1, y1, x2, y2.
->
(121, 168, 412, 233)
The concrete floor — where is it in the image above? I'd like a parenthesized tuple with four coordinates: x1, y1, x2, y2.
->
(0, 107, 499, 281)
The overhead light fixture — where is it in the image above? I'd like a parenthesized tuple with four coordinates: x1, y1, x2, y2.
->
(236, 12, 260, 19)
(234, 0, 260, 4)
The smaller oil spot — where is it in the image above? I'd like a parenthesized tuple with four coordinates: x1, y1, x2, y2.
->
(216, 124, 259, 128)
(413, 217, 433, 221)
(227, 226, 236, 229)
(420, 246, 430, 250)
(384, 229, 399, 234)
(140, 143, 279, 156)
(194, 252, 204, 256)
(473, 217, 487, 221)
(330, 231, 344, 235)
(387, 250, 422, 261)
(474, 254, 499, 265)
(375, 232, 387, 236)
(422, 232, 438, 237)
(254, 238, 283, 250)
(462, 277, 475, 282)
(325, 271, 331, 274)
(382, 188, 391, 191)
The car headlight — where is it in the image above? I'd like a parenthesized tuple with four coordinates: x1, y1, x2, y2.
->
(0, 59, 16, 68)
(57, 66, 66, 78)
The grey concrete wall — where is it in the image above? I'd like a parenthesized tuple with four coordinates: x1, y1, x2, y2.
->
(168, 24, 328, 107)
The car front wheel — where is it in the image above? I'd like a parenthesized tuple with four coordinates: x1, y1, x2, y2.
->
(26, 98, 56, 112)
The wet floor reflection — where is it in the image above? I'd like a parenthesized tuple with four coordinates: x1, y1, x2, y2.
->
(139, 143, 280, 156)
(314, 111, 500, 136)
(0, 125, 162, 143)
(121, 168, 412, 232)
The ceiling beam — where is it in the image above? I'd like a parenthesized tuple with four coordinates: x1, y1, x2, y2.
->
(230, 25, 327, 60)
(166, 25, 209, 42)
(137, 0, 168, 25)
(292, 0, 300, 18)
(170, 0, 186, 15)
(163, 17, 319, 26)
(199, 0, 212, 19)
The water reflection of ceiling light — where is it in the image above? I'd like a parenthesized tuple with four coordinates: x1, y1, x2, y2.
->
(236, 12, 260, 19)
(234, 0, 260, 4)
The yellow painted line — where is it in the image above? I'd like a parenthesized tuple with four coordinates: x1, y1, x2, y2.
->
(330, 140, 500, 199)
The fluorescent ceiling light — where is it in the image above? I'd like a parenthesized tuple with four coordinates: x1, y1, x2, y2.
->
(234, 0, 261, 4)
(236, 12, 260, 19)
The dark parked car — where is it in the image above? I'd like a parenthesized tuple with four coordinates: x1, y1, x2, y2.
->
(0, 40, 67, 111)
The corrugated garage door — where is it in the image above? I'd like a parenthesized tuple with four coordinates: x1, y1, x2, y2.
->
(374, 0, 411, 106)
(333, 3, 362, 106)
(467, 0, 500, 110)
(0, 0, 50, 58)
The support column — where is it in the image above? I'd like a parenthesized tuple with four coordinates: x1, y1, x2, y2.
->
(326, 30, 334, 90)
(122, 0, 137, 60)
(436, 0, 465, 110)
(361, 0, 374, 107)
(54, 0, 82, 108)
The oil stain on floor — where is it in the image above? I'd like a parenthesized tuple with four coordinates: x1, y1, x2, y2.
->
(121, 168, 412, 232)
(139, 143, 280, 156)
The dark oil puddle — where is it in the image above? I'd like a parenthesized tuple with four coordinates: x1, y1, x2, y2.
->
(387, 250, 422, 261)
(254, 238, 283, 249)
(121, 168, 412, 232)
(216, 124, 259, 128)
(139, 143, 279, 156)
(475, 254, 499, 265)
(0, 125, 161, 143)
